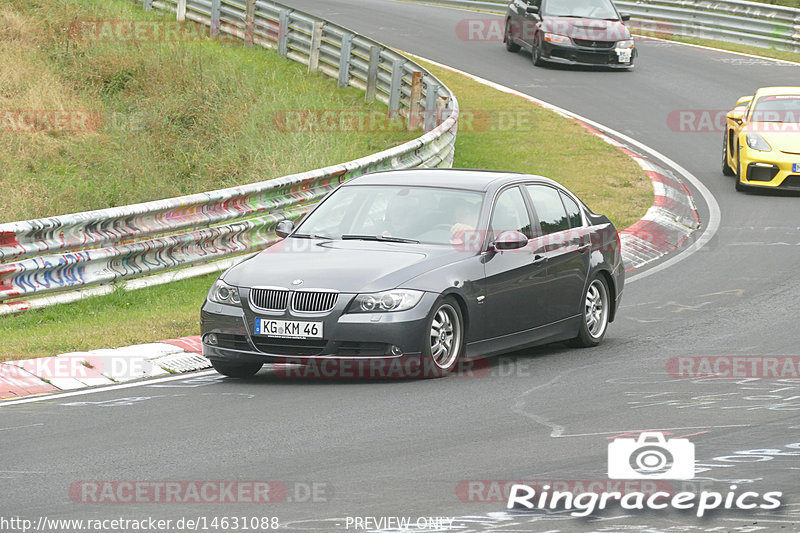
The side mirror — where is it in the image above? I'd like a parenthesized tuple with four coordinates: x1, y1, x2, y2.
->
(491, 230, 529, 251)
(275, 220, 295, 238)
(619, 12, 631, 21)
(727, 107, 745, 124)
(526, 4, 540, 14)
(735, 95, 753, 107)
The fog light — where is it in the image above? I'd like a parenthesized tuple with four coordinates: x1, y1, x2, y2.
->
(390, 345, 403, 356)
(205, 333, 218, 346)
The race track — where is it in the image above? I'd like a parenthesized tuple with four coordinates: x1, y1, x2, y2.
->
(2, 1, 800, 531)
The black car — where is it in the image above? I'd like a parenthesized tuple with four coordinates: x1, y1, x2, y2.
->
(504, 0, 636, 68)
(201, 169, 625, 378)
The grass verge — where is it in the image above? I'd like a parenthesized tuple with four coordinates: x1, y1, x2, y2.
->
(1, 53, 652, 361)
(0, 0, 417, 222)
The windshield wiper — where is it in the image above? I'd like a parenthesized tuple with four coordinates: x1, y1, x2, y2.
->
(291, 233, 330, 239)
(341, 234, 420, 244)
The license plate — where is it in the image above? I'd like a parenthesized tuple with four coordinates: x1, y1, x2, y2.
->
(794, 163, 800, 172)
(255, 319, 322, 339)
(616, 49, 632, 63)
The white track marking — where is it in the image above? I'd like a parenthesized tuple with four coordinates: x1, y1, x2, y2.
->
(0, 370, 217, 407)
(0, 423, 44, 431)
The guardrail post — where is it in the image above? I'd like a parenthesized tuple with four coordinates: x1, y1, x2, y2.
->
(388, 58, 404, 119)
(408, 71, 423, 131)
(143, 0, 152, 11)
(365, 46, 381, 103)
(177, 0, 186, 22)
(338, 33, 354, 88)
(424, 77, 440, 132)
(210, 0, 221, 37)
(278, 10, 291, 56)
(244, 0, 256, 46)
(308, 21, 324, 72)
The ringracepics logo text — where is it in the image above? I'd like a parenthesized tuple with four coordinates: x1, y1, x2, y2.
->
(506, 432, 782, 517)
(507, 482, 782, 517)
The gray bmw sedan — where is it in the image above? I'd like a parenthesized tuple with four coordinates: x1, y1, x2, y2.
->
(201, 169, 624, 378)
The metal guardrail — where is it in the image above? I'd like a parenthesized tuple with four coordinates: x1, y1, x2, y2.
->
(407, 0, 800, 53)
(0, 0, 458, 311)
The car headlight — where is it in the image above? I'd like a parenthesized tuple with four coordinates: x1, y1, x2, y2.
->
(746, 133, 772, 152)
(351, 290, 424, 313)
(615, 39, 635, 49)
(207, 279, 241, 306)
(544, 33, 571, 45)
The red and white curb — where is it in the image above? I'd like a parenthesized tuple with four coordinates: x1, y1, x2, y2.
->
(0, 336, 210, 400)
(589, 129, 700, 270)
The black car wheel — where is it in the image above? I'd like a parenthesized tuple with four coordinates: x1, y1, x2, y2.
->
(421, 297, 464, 377)
(722, 132, 735, 176)
(531, 36, 545, 66)
(211, 359, 263, 377)
(505, 20, 521, 52)
(569, 276, 610, 348)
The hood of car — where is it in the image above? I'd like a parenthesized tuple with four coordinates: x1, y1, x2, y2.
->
(744, 124, 800, 153)
(222, 237, 467, 293)
(542, 17, 631, 42)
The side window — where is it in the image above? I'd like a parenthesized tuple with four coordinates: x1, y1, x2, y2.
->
(526, 185, 569, 235)
(560, 192, 583, 228)
(490, 187, 533, 238)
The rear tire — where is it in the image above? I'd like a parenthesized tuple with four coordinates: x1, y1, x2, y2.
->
(722, 132, 735, 176)
(211, 359, 263, 377)
(569, 276, 610, 348)
(504, 21, 521, 52)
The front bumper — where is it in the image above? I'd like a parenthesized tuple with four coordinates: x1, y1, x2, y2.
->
(201, 291, 439, 364)
(739, 147, 800, 190)
(542, 41, 636, 68)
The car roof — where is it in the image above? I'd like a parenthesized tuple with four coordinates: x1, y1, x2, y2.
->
(754, 86, 800, 97)
(344, 168, 560, 192)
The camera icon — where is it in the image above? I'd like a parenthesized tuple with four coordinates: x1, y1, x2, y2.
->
(608, 432, 695, 479)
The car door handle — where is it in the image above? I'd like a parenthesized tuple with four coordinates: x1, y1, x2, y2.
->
(532, 254, 546, 264)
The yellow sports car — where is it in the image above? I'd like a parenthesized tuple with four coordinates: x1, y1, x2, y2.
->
(722, 86, 800, 191)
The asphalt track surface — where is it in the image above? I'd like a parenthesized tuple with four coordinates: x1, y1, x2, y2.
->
(3, 1, 800, 531)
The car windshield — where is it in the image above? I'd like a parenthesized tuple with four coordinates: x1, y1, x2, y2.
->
(543, 0, 619, 19)
(294, 185, 484, 245)
(751, 95, 800, 123)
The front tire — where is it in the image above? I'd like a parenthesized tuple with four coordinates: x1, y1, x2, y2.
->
(420, 297, 464, 378)
(569, 276, 610, 348)
(722, 132, 735, 176)
(211, 359, 263, 377)
(531, 37, 545, 66)
(504, 20, 521, 52)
